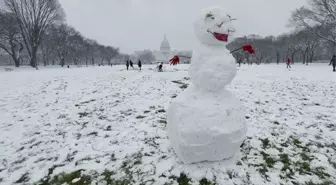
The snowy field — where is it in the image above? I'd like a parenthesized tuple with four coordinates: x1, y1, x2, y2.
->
(0, 64, 335, 185)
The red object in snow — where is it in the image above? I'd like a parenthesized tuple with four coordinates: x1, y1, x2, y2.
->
(242, 44, 255, 54)
(169, 56, 180, 65)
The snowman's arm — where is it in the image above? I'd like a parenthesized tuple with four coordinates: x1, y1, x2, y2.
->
(176, 55, 191, 59)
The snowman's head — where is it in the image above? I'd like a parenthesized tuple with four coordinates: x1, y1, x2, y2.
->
(194, 6, 236, 46)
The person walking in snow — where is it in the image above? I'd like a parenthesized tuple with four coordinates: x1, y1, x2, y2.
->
(158, 62, 163, 72)
(286, 58, 291, 68)
(138, 60, 142, 71)
(129, 60, 134, 69)
(330, 55, 336, 72)
(238, 59, 242, 67)
(126, 60, 129, 70)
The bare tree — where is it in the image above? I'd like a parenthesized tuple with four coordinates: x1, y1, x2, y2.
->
(49, 24, 78, 67)
(274, 34, 288, 64)
(296, 29, 322, 64)
(82, 39, 98, 66)
(5, 0, 65, 68)
(138, 50, 155, 63)
(40, 27, 56, 66)
(104, 46, 119, 65)
(290, 0, 336, 54)
(68, 34, 85, 66)
(0, 11, 24, 67)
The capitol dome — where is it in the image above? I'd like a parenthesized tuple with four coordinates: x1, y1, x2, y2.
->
(160, 34, 171, 53)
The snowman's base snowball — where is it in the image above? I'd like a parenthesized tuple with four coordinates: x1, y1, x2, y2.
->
(167, 86, 247, 164)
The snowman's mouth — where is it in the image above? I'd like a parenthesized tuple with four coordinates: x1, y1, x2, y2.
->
(213, 32, 228, 42)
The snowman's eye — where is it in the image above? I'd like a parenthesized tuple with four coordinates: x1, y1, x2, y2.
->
(205, 13, 215, 21)
(227, 14, 237, 21)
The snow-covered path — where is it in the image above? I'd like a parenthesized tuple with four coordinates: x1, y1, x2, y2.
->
(0, 64, 335, 185)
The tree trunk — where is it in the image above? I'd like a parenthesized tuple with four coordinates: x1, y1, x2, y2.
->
(14, 58, 20, 67)
(43, 56, 48, 66)
(309, 52, 314, 64)
(291, 52, 296, 64)
(60, 59, 65, 67)
(9, 54, 20, 67)
(276, 52, 280, 65)
(30, 46, 38, 68)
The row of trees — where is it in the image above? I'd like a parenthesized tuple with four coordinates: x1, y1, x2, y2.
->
(228, 0, 336, 65)
(1, 0, 335, 67)
(228, 29, 327, 65)
(0, 0, 120, 68)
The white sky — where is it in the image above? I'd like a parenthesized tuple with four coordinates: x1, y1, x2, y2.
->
(59, 0, 306, 53)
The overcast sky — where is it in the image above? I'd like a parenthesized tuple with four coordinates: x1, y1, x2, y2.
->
(58, 0, 307, 54)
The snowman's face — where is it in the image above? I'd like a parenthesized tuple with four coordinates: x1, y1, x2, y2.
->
(194, 7, 236, 46)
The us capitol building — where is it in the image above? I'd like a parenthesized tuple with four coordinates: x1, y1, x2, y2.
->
(134, 34, 192, 64)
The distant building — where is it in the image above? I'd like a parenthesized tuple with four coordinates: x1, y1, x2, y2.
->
(134, 34, 191, 64)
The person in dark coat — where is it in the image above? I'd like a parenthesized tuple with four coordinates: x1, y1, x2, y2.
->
(129, 60, 134, 69)
(330, 55, 336, 72)
(158, 62, 163, 72)
(126, 60, 129, 70)
(138, 60, 142, 71)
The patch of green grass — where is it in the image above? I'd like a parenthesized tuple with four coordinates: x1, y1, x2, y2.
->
(301, 162, 311, 171)
(328, 158, 336, 170)
(293, 138, 302, 147)
(100, 170, 133, 185)
(78, 112, 90, 118)
(169, 173, 193, 185)
(295, 161, 330, 179)
(176, 173, 191, 185)
(39, 170, 92, 185)
(280, 142, 289, 147)
(156, 109, 166, 113)
(101, 170, 115, 184)
(260, 151, 275, 168)
(279, 153, 295, 179)
(136, 115, 146, 119)
(273, 121, 280, 125)
(15, 172, 30, 184)
(86, 132, 98, 136)
(300, 152, 313, 161)
(199, 178, 214, 185)
(38, 169, 137, 185)
(312, 167, 330, 179)
(279, 154, 291, 170)
(158, 120, 167, 124)
(171, 80, 184, 85)
(257, 165, 270, 181)
(180, 84, 188, 89)
(260, 138, 271, 149)
(305, 180, 335, 185)
(290, 136, 310, 150)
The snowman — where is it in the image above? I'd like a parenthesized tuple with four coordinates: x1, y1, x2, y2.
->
(167, 6, 252, 164)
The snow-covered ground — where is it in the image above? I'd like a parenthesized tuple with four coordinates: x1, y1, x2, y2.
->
(0, 64, 335, 185)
